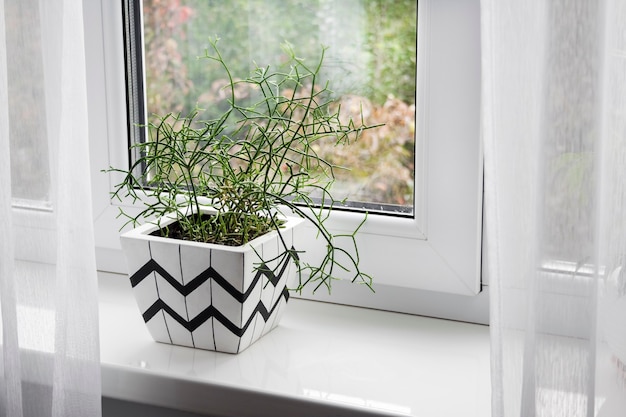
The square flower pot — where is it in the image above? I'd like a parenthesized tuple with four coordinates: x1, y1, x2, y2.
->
(120, 213, 303, 354)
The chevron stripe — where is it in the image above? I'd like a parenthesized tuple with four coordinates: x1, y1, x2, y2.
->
(142, 288, 290, 337)
(130, 249, 294, 303)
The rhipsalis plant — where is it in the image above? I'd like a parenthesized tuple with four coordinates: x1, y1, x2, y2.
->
(109, 39, 380, 293)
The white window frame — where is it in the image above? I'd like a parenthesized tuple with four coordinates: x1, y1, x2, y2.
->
(85, 0, 487, 322)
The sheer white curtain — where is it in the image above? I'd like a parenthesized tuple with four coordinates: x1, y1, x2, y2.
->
(0, 0, 101, 416)
(483, 0, 626, 416)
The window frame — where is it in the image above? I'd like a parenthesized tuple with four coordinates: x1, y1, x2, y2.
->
(87, 0, 487, 322)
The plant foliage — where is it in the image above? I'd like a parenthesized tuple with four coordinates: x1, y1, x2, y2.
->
(110, 39, 379, 293)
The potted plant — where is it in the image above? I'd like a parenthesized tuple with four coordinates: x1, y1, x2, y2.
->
(109, 39, 378, 353)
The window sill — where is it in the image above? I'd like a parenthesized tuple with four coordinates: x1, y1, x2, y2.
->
(99, 271, 491, 417)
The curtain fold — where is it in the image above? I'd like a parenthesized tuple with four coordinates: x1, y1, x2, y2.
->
(483, 0, 626, 416)
(0, 0, 101, 416)
(0, 2, 25, 415)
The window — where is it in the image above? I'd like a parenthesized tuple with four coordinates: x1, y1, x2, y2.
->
(128, 0, 417, 214)
(89, 0, 485, 321)
(7, 1, 51, 208)
(9, 0, 59, 265)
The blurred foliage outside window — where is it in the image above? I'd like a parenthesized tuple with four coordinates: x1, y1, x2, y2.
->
(141, 0, 417, 210)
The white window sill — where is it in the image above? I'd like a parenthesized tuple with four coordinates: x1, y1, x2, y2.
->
(99, 271, 491, 417)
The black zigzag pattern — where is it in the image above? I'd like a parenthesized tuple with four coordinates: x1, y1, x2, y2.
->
(142, 289, 289, 337)
(130, 254, 292, 303)
(129, 249, 293, 337)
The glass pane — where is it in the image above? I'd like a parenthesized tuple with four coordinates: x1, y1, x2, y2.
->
(6, 1, 51, 204)
(139, 0, 417, 213)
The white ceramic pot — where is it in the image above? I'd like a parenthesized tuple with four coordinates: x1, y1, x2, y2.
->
(120, 212, 303, 354)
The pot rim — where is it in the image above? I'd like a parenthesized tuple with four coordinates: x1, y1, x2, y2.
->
(120, 208, 304, 253)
